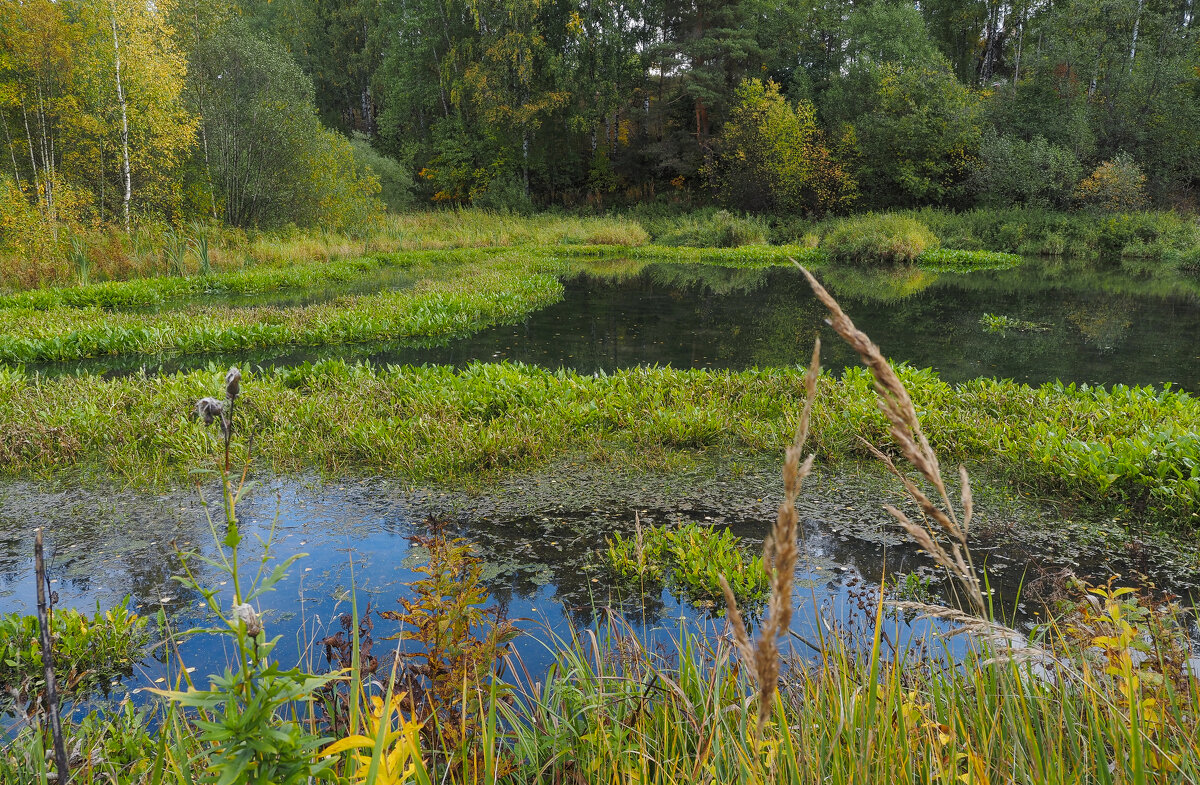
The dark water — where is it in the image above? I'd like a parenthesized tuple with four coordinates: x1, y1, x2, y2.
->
(31, 260, 1200, 391)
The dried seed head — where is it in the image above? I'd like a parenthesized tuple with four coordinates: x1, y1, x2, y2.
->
(231, 602, 263, 637)
(225, 367, 242, 401)
(194, 397, 224, 426)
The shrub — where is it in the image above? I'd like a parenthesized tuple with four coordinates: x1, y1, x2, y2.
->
(349, 132, 416, 211)
(969, 131, 1082, 209)
(821, 213, 938, 265)
(471, 174, 535, 215)
(711, 78, 857, 215)
(1076, 154, 1149, 212)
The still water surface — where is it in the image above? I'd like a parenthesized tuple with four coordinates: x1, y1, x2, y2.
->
(32, 260, 1200, 391)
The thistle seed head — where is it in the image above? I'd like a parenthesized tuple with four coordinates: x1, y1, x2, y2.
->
(225, 367, 242, 401)
(195, 397, 224, 426)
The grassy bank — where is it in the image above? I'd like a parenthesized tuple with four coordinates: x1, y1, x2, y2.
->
(5, 205, 1161, 292)
(0, 252, 563, 364)
(0, 211, 652, 291)
(0, 253, 418, 311)
(3, 360, 1197, 525)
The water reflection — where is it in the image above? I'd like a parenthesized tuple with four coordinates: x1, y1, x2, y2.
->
(27, 259, 1200, 391)
(2, 463, 1195, 708)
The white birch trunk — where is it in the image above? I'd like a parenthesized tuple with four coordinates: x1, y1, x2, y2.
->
(111, 5, 132, 232)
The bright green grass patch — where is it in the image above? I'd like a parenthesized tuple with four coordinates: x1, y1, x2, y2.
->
(2, 361, 1198, 525)
(0, 254, 418, 311)
(821, 214, 939, 266)
(607, 522, 768, 605)
(0, 254, 562, 364)
(0, 603, 149, 708)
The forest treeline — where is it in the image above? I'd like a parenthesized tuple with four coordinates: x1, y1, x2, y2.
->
(2, 0, 1199, 237)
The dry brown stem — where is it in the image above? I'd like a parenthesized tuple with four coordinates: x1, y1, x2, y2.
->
(795, 262, 986, 617)
(722, 340, 819, 731)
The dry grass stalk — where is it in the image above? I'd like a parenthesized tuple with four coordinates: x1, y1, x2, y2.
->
(720, 339, 820, 732)
(794, 262, 986, 617)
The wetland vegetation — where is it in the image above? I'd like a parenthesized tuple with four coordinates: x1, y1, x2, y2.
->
(5, 0, 1200, 778)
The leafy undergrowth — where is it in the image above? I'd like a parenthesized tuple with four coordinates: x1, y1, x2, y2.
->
(606, 522, 768, 605)
(0, 603, 149, 714)
(2, 361, 1198, 527)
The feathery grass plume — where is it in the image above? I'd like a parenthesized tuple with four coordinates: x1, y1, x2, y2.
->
(794, 261, 987, 617)
(720, 338, 819, 732)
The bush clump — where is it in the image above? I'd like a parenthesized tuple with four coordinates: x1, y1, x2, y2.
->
(1075, 154, 1150, 213)
(653, 209, 770, 248)
(821, 213, 938, 265)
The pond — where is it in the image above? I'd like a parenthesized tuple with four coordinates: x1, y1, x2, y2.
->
(29, 259, 1200, 391)
(2, 455, 1197, 717)
(6, 256, 1200, 719)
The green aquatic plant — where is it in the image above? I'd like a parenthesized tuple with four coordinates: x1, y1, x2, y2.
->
(979, 312, 1050, 333)
(0, 602, 149, 714)
(4, 361, 1200, 524)
(607, 521, 768, 605)
(0, 257, 563, 363)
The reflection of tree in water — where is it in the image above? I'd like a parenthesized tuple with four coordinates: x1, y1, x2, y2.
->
(820, 267, 941, 303)
(1067, 300, 1135, 353)
(643, 263, 771, 297)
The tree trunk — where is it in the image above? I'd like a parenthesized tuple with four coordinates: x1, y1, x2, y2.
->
(1129, 0, 1145, 72)
(111, 5, 132, 232)
(21, 104, 41, 208)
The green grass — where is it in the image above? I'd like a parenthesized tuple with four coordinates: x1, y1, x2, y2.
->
(821, 214, 940, 266)
(3, 360, 1198, 525)
(0, 252, 562, 364)
(0, 253, 417, 311)
(912, 206, 1200, 260)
